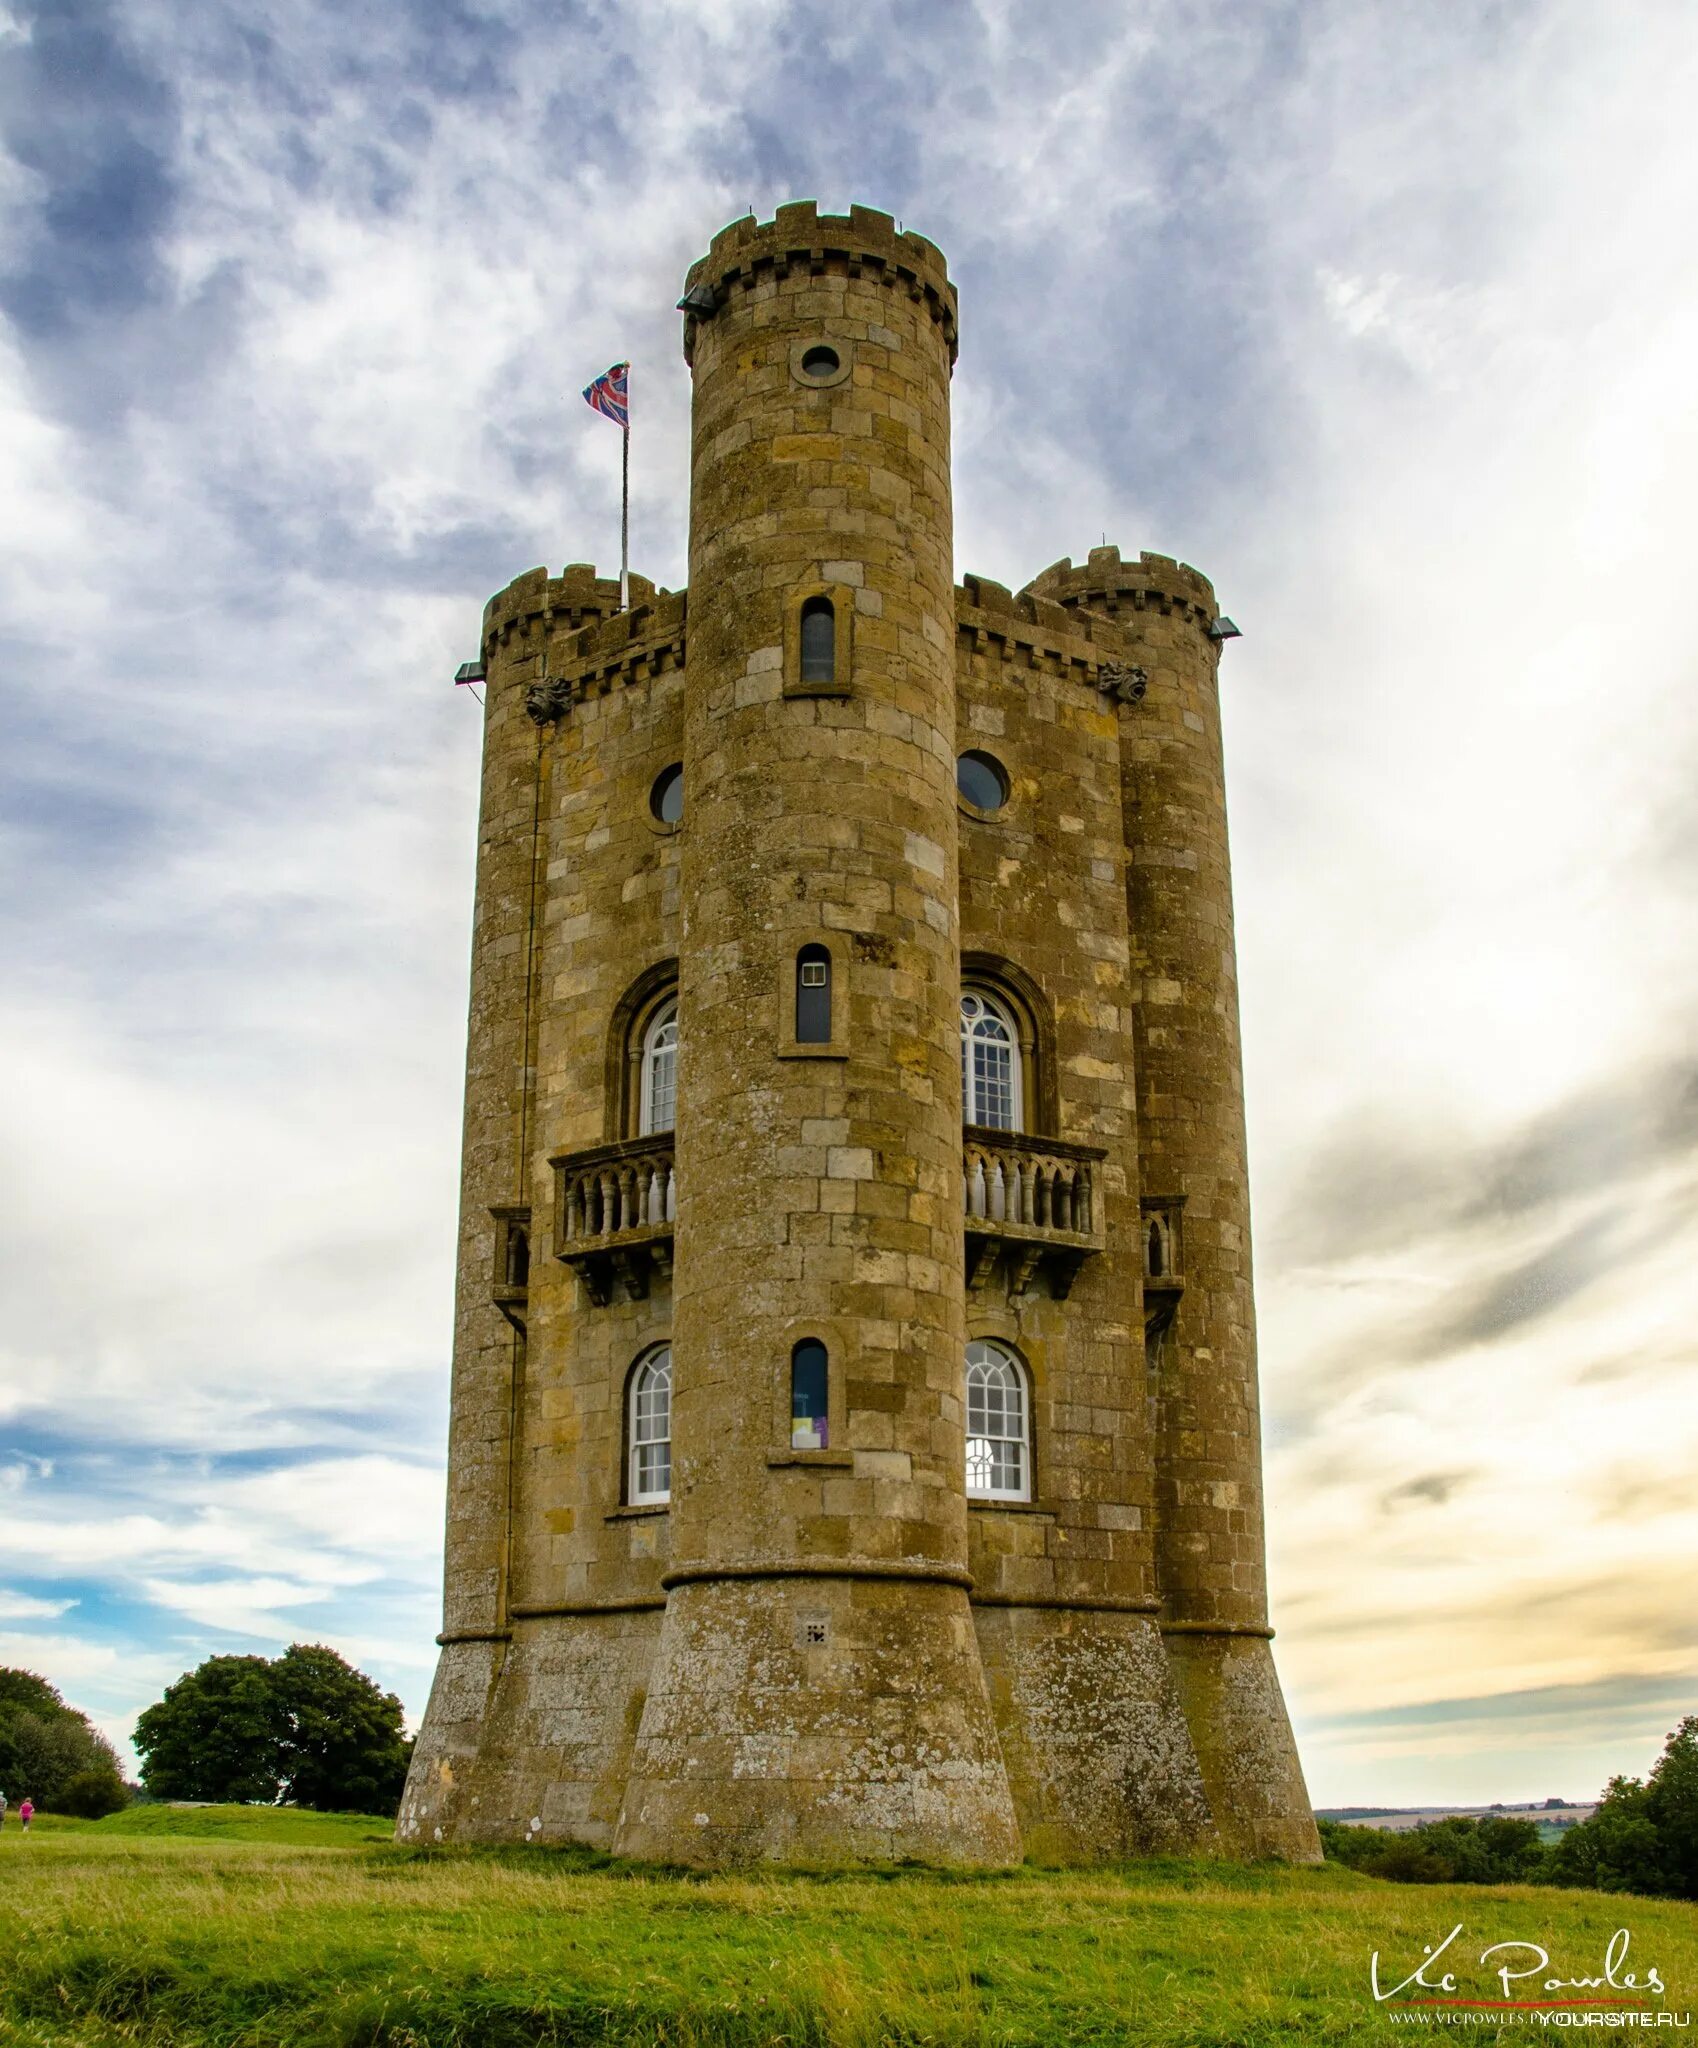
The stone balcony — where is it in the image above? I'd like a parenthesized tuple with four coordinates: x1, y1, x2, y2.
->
(962, 1126, 1106, 1299)
(547, 1126, 1110, 1308)
(551, 1135, 675, 1306)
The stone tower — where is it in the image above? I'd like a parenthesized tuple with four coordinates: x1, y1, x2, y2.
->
(399, 203, 1318, 1866)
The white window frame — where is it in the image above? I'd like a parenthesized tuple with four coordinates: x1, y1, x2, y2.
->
(960, 988, 1023, 1132)
(638, 999, 678, 1136)
(628, 1347, 672, 1505)
(965, 1338, 1031, 1502)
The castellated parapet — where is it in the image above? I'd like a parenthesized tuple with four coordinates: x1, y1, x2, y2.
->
(400, 203, 1319, 1866)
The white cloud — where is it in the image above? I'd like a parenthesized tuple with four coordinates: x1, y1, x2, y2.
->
(1, 0, 1694, 1808)
(0, 1590, 76, 1620)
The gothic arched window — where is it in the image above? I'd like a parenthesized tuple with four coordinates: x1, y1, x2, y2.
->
(628, 1347, 672, 1504)
(965, 1339, 1030, 1502)
(639, 999, 678, 1136)
(960, 989, 1022, 1131)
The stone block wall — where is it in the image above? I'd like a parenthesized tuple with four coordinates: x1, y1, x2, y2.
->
(399, 209, 1318, 1868)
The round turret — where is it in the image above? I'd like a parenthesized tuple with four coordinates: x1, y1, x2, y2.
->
(1026, 544, 1319, 1861)
(613, 204, 1019, 1866)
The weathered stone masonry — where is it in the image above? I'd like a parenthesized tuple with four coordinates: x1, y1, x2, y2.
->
(399, 202, 1319, 1865)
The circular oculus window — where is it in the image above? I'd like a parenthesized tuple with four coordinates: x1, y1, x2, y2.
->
(956, 750, 1010, 812)
(799, 344, 841, 381)
(650, 763, 684, 825)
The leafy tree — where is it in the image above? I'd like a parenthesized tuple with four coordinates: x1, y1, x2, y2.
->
(0, 1670, 69, 1717)
(133, 1646, 410, 1815)
(1412, 1815, 1548, 1884)
(133, 1655, 287, 1804)
(59, 1768, 131, 1818)
(0, 1667, 128, 1814)
(1554, 1717, 1698, 1900)
(272, 1644, 410, 1814)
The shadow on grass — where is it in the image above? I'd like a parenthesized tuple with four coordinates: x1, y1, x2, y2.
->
(366, 1839, 1351, 1894)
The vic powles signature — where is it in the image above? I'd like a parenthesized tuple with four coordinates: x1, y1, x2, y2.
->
(1373, 1926, 1667, 2005)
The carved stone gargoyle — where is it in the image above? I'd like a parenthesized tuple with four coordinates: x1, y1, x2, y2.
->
(1096, 662, 1149, 706)
(525, 675, 574, 724)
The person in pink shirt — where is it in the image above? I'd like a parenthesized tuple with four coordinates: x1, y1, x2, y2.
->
(17, 1799, 32, 1831)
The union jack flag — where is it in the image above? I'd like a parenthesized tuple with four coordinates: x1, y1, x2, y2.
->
(582, 360, 629, 429)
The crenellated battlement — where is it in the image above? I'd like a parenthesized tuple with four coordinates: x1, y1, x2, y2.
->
(1024, 546, 1218, 633)
(955, 574, 1121, 682)
(681, 200, 958, 367)
(483, 569, 687, 719)
(483, 563, 670, 648)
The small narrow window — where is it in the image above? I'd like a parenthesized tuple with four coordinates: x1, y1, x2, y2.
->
(799, 597, 835, 684)
(791, 1339, 829, 1451)
(965, 1339, 1031, 1502)
(506, 1222, 530, 1290)
(795, 944, 832, 1043)
(628, 1347, 672, 1504)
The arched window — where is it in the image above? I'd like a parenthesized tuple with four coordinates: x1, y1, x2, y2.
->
(790, 1339, 829, 1450)
(960, 989, 1022, 1131)
(795, 945, 832, 1044)
(1146, 1216, 1168, 1279)
(628, 1347, 672, 1504)
(965, 1339, 1030, 1501)
(799, 596, 835, 684)
(639, 999, 677, 1135)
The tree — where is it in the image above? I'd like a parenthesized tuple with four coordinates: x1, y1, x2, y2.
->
(1317, 1814, 1548, 1885)
(272, 1645, 410, 1813)
(0, 1667, 129, 1814)
(1554, 1717, 1698, 1900)
(1412, 1815, 1548, 1884)
(133, 1655, 287, 1804)
(133, 1646, 410, 1815)
(59, 1768, 131, 1818)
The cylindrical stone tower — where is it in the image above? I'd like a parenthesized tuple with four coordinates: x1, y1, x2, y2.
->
(1026, 547, 1319, 1862)
(611, 205, 1021, 1864)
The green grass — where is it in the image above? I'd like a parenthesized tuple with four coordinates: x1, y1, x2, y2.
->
(2, 1821, 1695, 2047)
(91, 1802, 397, 1846)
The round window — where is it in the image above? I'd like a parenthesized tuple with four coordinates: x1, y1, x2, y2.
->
(799, 344, 841, 382)
(956, 750, 1009, 812)
(650, 763, 684, 825)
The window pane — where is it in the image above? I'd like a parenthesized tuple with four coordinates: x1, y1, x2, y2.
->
(972, 1033, 1014, 1129)
(641, 1009, 678, 1134)
(791, 1339, 829, 1449)
(964, 1341, 1030, 1500)
(650, 763, 683, 823)
(800, 598, 835, 683)
(630, 1349, 672, 1502)
(956, 751, 1008, 811)
(960, 992, 1020, 1131)
(796, 947, 831, 1043)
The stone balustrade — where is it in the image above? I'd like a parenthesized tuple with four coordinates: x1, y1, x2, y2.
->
(550, 1135, 676, 1305)
(962, 1127, 1106, 1299)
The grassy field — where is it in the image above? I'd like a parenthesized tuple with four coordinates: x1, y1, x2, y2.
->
(1, 1807, 1694, 2046)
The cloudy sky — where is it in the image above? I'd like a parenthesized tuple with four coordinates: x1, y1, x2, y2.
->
(2, 0, 1694, 1812)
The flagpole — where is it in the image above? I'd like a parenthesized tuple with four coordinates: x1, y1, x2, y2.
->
(619, 368, 630, 613)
